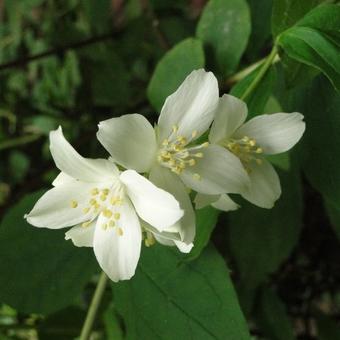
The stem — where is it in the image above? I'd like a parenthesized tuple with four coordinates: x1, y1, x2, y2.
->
(240, 45, 278, 101)
(79, 271, 108, 340)
(0, 134, 41, 150)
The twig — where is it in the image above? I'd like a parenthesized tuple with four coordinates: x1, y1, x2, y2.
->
(0, 31, 122, 72)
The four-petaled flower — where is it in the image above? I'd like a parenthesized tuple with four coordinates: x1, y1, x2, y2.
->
(97, 70, 249, 252)
(25, 127, 184, 282)
(196, 94, 305, 210)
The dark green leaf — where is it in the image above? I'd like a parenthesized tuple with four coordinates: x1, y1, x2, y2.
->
(255, 287, 294, 340)
(185, 206, 219, 262)
(301, 76, 340, 206)
(0, 191, 98, 314)
(113, 244, 250, 340)
(230, 65, 276, 117)
(271, 0, 322, 37)
(277, 26, 340, 91)
(246, 0, 273, 58)
(317, 313, 340, 340)
(228, 163, 303, 289)
(197, 0, 251, 76)
(147, 38, 205, 111)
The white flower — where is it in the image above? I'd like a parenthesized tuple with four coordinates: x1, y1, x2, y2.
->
(25, 127, 184, 282)
(97, 70, 249, 251)
(196, 94, 306, 210)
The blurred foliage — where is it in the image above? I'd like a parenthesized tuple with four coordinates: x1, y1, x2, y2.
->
(0, 0, 340, 339)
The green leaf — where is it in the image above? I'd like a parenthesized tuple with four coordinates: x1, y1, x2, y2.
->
(271, 0, 322, 37)
(296, 4, 340, 41)
(317, 313, 340, 340)
(246, 0, 273, 58)
(301, 76, 340, 207)
(147, 38, 205, 111)
(230, 65, 276, 117)
(255, 287, 295, 340)
(113, 245, 250, 340)
(37, 307, 85, 340)
(324, 199, 340, 241)
(185, 206, 219, 262)
(277, 26, 340, 91)
(103, 304, 124, 340)
(228, 163, 303, 289)
(196, 0, 251, 76)
(277, 5, 340, 90)
(0, 191, 98, 314)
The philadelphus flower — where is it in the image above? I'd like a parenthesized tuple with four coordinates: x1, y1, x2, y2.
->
(196, 94, 306, 210)
(97, 70, 249, 251)
(25, 127, 184, 282)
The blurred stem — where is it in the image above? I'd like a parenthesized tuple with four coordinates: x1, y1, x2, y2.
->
(0, 134, 41, 151)
(239, 45, 278, 101)
(79, 271, 108, 340)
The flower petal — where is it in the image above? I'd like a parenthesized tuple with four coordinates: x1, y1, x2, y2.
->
(120, 170, 183, 231)
(209, 94, 248, 143)
(195, 193, 239, 212)
(153, 234, 193, 254)
(50, 127, 118, 182)
(241, 159, 281, 208)
(52, 172, 74, 186)
(180, 145, 250, 195)
(149, 165, 196, 246)
(97, 114, 157, 173)
(234, 112, 305, 155)
(158, 69, 219, 142)
(93, 200, 142, 282)
(65, 222, 95, 247)
(25, 182, 97, 229)
(211, 194, 240, 212)
(194, 193, 220, 209)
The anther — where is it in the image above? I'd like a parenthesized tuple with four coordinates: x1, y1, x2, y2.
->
(91, 188, 99, 195)
(89, 199, 96, 205)
(70, 200, 78, 208)
(102, 223, 108, 230)
(188, 159, 196, 166)
(117, 227, 123, 236)
(172, 125, 178, 133)
(201, 142, 209, 148)
(193, 173, 201, 180)
(103, 209, 113, 218)
(82, 221, 91, 228)
(114, 212, 121, 220)
(83, 207, 90, 214)
(102, 188, 109, 195)
(194, 152, 203, 158)
(108, 220, 115, 228)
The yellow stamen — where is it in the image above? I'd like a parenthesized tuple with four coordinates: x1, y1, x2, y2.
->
(114, 212, 121, 220)
(91, 188, 99, 195)
(117, 227, 123, 236)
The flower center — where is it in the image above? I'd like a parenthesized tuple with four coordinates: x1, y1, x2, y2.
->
(69, 183, 125, 236)
(221, 135, 263, 171)
(157, 125, 208, 178)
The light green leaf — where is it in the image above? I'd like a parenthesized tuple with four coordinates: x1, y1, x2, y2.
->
(147, 38, 205, 111)
(0, 191, 98, 314)
(113, 245, 250, 340)
(196, 0, 250, 76)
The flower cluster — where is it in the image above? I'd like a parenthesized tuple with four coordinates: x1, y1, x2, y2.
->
(25, 69, 305, 282)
